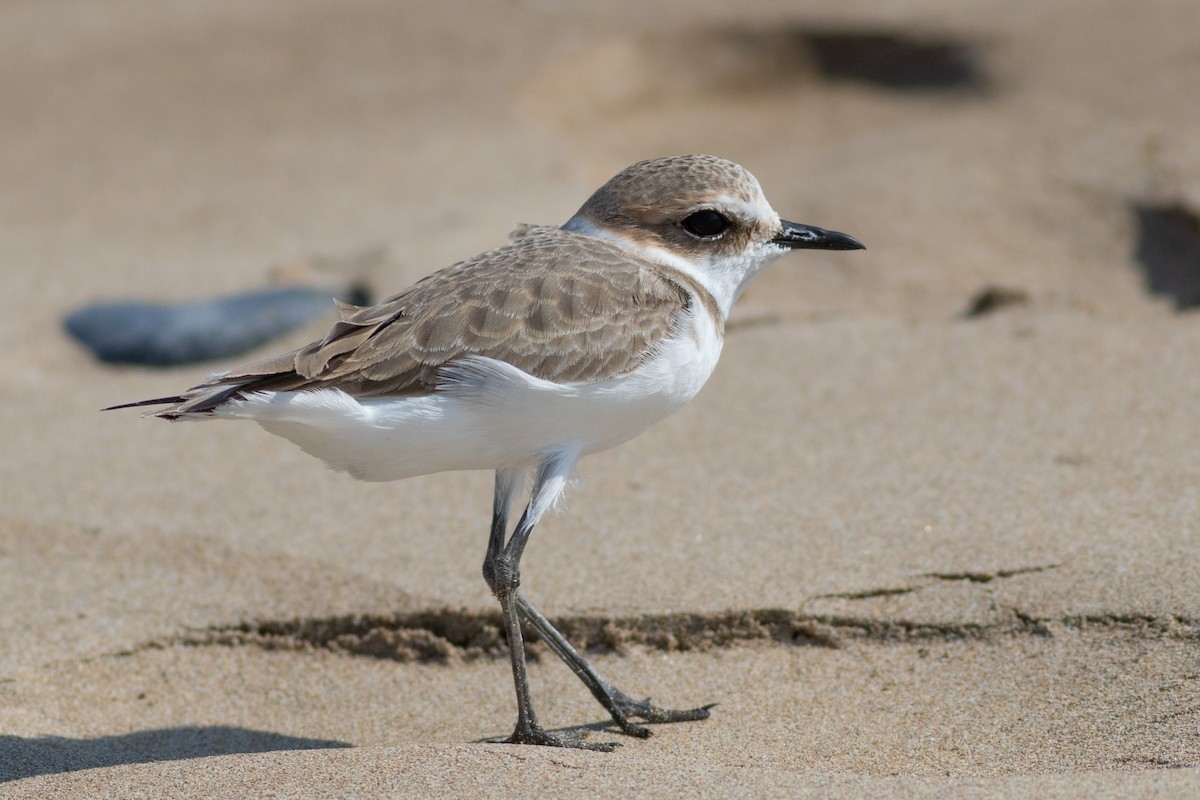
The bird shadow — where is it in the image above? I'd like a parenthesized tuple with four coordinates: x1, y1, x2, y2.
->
(474, 716, 681, 751)
(474, 718, 616, 744)
(0, 726, 351, 782)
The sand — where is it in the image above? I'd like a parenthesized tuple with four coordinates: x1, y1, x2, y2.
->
(2, 0, 1199, 796)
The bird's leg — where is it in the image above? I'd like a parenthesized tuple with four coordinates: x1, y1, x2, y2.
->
(514, 592, 714, 738)
(482, 462, 615, 751)
(482, 468, 524, 588)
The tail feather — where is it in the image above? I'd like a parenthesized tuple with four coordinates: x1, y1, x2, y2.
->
(104, 346, 307, 419)
(103, 396, 187, 412)
(160, 384, 251, 418)
(104, 383, 252, 419)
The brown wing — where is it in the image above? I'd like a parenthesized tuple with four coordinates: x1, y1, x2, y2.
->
(165, 228, 698, 415)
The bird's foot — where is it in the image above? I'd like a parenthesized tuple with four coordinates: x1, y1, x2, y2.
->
(607, 688, 716, 737)
(498, 721, 619, 752)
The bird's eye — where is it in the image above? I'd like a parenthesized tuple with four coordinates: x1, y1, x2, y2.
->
(681, 210, 730, 238)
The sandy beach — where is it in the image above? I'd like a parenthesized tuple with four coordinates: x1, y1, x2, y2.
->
(2, 0, 1198, 796)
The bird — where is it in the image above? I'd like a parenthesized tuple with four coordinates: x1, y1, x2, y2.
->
(109, 155, 865, 750)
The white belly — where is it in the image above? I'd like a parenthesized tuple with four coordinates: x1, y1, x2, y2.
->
(212, 309, 723, 481)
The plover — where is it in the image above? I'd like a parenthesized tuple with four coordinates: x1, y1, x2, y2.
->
(110, 155, 864, 750)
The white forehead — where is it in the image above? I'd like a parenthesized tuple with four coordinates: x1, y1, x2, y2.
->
(702, 192, 779, 225)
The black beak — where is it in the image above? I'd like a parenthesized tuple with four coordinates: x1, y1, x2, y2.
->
(772, 220, 865, 251)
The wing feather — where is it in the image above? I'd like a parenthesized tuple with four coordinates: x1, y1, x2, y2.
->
(163, 228, 703, 414)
